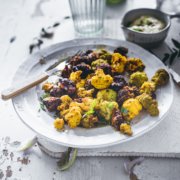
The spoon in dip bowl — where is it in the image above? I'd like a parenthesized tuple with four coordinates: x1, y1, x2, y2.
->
(121, 8, 180, 48)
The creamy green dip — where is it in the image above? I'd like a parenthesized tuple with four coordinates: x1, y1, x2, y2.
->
(128, 16, 165, 33)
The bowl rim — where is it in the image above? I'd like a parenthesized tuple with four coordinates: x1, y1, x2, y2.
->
(121, 8, 171, 35)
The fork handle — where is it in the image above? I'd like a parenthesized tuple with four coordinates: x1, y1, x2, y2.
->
(1, 73, 49, 100)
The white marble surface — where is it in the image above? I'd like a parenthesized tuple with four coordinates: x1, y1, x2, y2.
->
(0, 0, 180, 179)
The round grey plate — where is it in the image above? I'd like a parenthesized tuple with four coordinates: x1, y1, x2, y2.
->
(12, 38, 173, 148)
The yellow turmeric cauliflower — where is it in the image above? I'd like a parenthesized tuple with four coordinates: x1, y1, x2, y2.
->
(91, 69, 113, 89)
(76, 79, 86, 89)
(111, 53, 127, 73)
(64, 107, 82, 128)
(120, 123, 132, 136)
(77, 87, 94, 98)
(121, 98, 142, 121)
(91, 59, 108, 70)
(69, 70, 82, 82)
(54, 118, 64, 130)
(97, 89, 117, 102)
(140, 81, 156, 95)
(42, 82, 53, 92)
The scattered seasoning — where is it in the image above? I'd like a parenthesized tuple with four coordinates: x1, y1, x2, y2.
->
(40, 27, 54, 39)
(9, 36, 16, 43)
(64, 16, 70, 20)
(4, 136, 10, 144)
(2, 149, 8, 157)
(29, 38, 44, 54)
(5, 166, 12, 178)
(10, 152, 14, 161)
(0, 169, 4, 179)
(28, 16, 71, 54)
(17, 157, 30, 165)
(19, 168, 22, 172)
(53, 22, 60, 27)
(162, 38, 180, 65)
(10, 141, 21, 147)
(39, 57, 46, 65)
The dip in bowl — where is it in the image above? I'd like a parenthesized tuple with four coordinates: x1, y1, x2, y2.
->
(121, 8, 177, 48)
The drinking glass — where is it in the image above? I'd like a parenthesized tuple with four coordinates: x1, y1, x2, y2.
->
(69, 0, 106, 34)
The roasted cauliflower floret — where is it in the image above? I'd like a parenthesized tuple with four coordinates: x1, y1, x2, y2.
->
(76, 79, 86, 89)
(81, 115, 98, 128)
(97, 100, 119, 121)
(125, 58, 145, 73)
(42, 82, 53, 92)
(69, 70, 82, 82)
(140, 81, 156, 95)
(80, 97, 95, 112)
(120, 123, 132, 136)
(111, 53, 127, 73)
(43, 97, 61, 112)
(136, 93, 159, 116)
(91, 59, 108, 70)
(151, 69, 169, 87)
(121, 98, 142, 121)
(91, 69, 113, 89)
(129, 71, 148, 88)
(97, 89, 117, 101)
(77, 87, 94, 98)
(65, 107, 82, 128)
(57, 95, 72, 112)
(54, 118, 64, 130)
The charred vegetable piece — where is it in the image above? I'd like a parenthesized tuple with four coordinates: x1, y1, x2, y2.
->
(111, 109, 124, 130)
(121, 98, 142, 121)
(61, 65, 72, 78)
(111, 75, 127, 91)
(114, 47, 128, 56)
(43, 97, 61, 112)
(151, 69, 169, 87)
(117, 86, 139, 106)
(140, 81, 156, 95)
(136, 93, 159, 116)
(54, 118, 64, 130)
(120, 123, 132, 136)
(97, 63, 112, 75)
(73, 63, 92, 78)
(111, 53, 127, 73)
(125, 58, 145, 73)
(129, 71, 148, 88)
(96, 100, 119, 121)
(65, 107, 82, 128)
(91, 69, 113, 89)
(42, 82, 54, 92)
(81, 115, 98, 128)
(91, 59, 108, 70)
(97, 89, 117, 101)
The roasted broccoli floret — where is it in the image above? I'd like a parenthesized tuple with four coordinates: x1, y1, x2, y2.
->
(81, 115, 98, 128)
(91, 59, 108, 70)
(96, 100, 119, 121)
(136, 93, 159, 116)
(97, 89, 117, 102)
(151, 69, 169, 87)
(129, 71, 148, 88)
